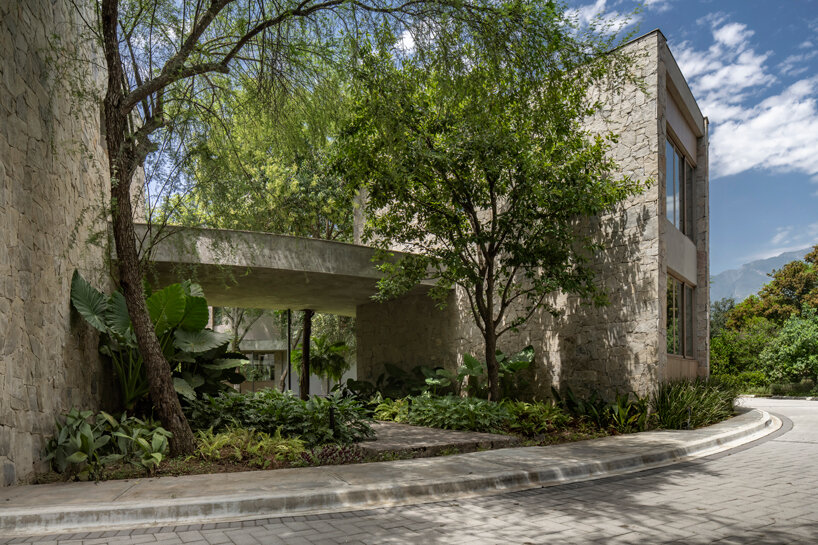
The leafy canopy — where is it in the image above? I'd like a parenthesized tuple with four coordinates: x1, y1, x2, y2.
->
(333, 0, 645, 399)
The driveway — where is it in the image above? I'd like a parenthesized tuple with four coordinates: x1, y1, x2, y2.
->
(6, 397, 816, 544)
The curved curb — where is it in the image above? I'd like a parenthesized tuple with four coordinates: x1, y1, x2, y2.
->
(0, 409, 780, 537)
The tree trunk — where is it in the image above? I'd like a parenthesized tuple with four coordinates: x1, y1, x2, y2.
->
(300, 309, 314, 400)
(101, 0, 195, 456)
(485, 329, 500, 401)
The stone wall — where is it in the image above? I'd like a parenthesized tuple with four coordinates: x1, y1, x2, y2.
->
(0, 1, 116, 485)
(357, 32, 664, 399)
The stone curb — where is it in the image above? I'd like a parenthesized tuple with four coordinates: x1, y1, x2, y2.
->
(0, 409, 779, 537)
(742, 395, 818, 401)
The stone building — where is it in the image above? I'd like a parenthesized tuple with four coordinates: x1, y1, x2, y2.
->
(0, 1, 117, 486)
(355, 30, 710, 399)
(0, 9, 707, 487)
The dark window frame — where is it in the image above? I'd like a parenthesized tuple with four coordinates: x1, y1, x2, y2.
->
(665, 136, 695, 241)
(666, 274, 695, 359)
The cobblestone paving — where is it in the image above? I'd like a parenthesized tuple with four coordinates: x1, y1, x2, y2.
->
(7, 398, 818, 544)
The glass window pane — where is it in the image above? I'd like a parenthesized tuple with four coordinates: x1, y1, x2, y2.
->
(675, 281, 683, 354)
(666, 141, 675, 224)
(685, 161, 694, 238)
(666, 276, 682, 355)
(675, 152, 682, 230)
(685, 286, 694, 357)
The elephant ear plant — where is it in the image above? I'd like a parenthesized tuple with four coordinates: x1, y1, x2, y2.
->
(70, 271, 245, 410)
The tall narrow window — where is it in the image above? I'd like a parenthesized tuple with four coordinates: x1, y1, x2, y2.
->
(665, 139, 695, 241)
(666, 141, 676, 225)
(667, 275, 696, 358)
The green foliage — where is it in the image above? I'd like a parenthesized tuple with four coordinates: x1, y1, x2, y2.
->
(759, 306, 818, 383)
(366, 363, 432, 399)
(44, 410, 171, 480)
(769, 379, 817, 396)
(552, 386, 612, 429)
(196, 427, 305, 468)
(552, 387, 651, 433)
(295, 444, 368, 467)
(712, 371, 770, 391)
(728, 246, 818, 327)
(373, 397, 411, 423)
(44, 409, 118, 481)
(607, 393, 651, 433)
(651, 379, 737, 430)
(710, 316, 778, 377)
(445, 347, 534, 399)
(70, 271, 245, 409)
(401, 395, 511, 434)
(306, 335, 351, 383)
(333, 3, 644, 400)
(159, 73, 354, 242)
(710, 298, 735, 339)
(501, 401, 571, 437)
(185, 389, 374, 447)
(104, 412, 173, 473)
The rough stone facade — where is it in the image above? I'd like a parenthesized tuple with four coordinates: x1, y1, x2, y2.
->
(357, 31, 709, 399)
(0, 1, 117, 485)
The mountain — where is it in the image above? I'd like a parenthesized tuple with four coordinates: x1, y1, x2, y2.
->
(710, 247, 813, 303)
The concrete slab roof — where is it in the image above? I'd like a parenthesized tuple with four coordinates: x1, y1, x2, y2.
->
(133, 224, 429, 316)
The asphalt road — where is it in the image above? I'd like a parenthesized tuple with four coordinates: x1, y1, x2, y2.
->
(8, 397, 818, 545)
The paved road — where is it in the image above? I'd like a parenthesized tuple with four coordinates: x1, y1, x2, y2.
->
(9, 398, 818, 544)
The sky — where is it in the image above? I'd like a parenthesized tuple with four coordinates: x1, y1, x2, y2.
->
(566, 0, 818, 273)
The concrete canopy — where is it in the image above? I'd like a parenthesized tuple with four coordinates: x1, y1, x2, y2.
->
(132, 224, 430, 316)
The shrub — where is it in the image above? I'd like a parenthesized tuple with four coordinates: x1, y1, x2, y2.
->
(710, 317, 778, 377)
(712, 371, 770, 392)
(607, 393, 652, 433)
(45, 409, 171, 480)
(196, 427, 305, 468)
(769, 379, 816, 396)
(402, 395, 510, 433)
(652, 379, 737, 429)
(760, 306, 818, 383)
(551, 386, 612, 429)
(502, 400, 571, 436)
(373, 397, 411, 422)
(185, 389, 374, 447)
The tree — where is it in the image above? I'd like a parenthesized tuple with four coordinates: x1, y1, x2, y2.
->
(710, 297, 735, 339)
(710, 316, 778, 377)
(728, 245, 818, 327)
(214, 307, 267, 351)
(760, 306, 818, 383)
(333, 1, 643, 400)
(159, 78, 354, 240)
(95, 0, 478, 454)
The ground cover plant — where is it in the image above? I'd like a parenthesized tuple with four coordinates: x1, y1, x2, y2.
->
(44, 410, 171, 481)
(185, 389, 374, 447)
(39, 376, 740, 483)
(651, 379, 738, 430)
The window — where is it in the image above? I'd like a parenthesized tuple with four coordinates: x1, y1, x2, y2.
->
(665, 139, 695, 240)
(666, 275, 695, 357)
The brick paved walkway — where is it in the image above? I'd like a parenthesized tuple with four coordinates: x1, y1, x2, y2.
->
(6, 398, 817, 544)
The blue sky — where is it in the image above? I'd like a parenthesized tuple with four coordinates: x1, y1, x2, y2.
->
(567, 0, 818, 273)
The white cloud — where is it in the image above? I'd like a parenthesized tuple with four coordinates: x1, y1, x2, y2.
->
(800, 40, 814, 49)
(673, 17, 818, 180)
(743, 223, 818, 261)
(779, 50, 818, 77)
(397, 29, 415, 52)
(709, 77, 818, 178)
(644, 0, 672, 13)
(770, 226, 793, 245)
(566, 0, 635, 35)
